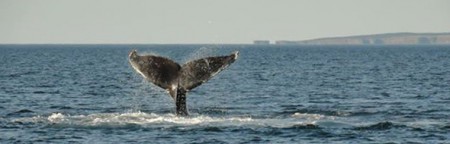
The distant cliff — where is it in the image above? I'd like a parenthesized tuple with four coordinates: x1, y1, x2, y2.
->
(276, 33, 450, 45)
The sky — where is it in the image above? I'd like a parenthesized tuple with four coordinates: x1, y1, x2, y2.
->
(1, 0, 449, 44)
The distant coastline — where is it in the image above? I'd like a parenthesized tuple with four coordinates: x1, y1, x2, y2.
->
(273, 32, 450, 45)
(2, 32, 450, 45)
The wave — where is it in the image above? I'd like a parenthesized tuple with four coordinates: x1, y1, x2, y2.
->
(278, 106, 349, 117)
(6, 109, 35, 117)
(12, 112, 446, 133)
(353, 121, 402, 130)
(3, 71, 39, 78)
(352, 121, 443, 131)
(11, 112, 333, 129)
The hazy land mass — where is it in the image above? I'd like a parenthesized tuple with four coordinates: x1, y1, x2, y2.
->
(274, 33, 450, 45)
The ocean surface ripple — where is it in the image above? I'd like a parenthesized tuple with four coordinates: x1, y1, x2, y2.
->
(1, 44, 449, 143)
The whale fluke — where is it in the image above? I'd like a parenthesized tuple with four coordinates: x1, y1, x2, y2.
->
(129, 50, 238, 116)
(180, 51, 238, 91)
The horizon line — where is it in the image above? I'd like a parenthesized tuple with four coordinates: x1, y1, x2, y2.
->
(2, 32, 450, 45)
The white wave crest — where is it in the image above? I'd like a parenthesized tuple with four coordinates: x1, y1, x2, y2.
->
(12, 112, 334, 128)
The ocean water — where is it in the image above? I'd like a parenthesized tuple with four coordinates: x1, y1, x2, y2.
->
(1, 44, 449, 143)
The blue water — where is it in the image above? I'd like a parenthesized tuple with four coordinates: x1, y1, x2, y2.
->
(1, 44, 449, 143)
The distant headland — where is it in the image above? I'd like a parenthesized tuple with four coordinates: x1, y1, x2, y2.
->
(256, 32, 450, 45)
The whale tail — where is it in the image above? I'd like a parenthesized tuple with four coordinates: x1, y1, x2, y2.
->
(129, 50, 239, 115)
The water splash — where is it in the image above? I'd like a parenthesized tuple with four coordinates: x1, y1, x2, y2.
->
(183, 46, 218, 63)
(12, 112, 333, 128)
